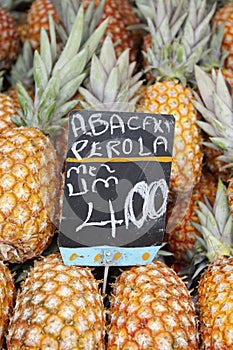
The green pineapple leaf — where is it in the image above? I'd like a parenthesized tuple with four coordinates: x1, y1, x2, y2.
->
(40, 28, 53, 76)
(89, 54, 107, 101)
(54, 100, 79, 121)
(33, 51, 49, 104)
(99, 36, 116, 73)
(216, 69, 232, 110)
(53, 5, 84, 74)
(56, 73, 85, 107)
(8, 40, 34, 89)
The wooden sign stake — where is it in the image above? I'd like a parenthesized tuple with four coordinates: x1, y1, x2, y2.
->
(103, 266, 109, 295)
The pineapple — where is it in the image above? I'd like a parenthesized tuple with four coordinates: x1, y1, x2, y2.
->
(0, 71, 17, 132)
(136, 0, 216, 193)
(165, 169, 218, 265)
(190, 179, 233, 349)
(107, 259, 199, 349)
(0, 6, 20, 70)
(115, 0, 142, 49)
(7, 253, 105, 349)
(193, 66, 233, 216)
(0, 127, 60, 263)
(0, 0, 33, 44)
(0, 260, 15, 349)
(0, 7, 108, 263)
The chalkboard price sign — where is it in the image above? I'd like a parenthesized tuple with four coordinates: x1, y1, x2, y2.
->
(59, 110, 175, 266)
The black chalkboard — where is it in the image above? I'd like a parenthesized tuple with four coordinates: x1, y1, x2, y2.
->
(59, 110, 175, 253)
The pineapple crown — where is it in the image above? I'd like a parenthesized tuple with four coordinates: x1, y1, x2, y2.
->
(78, 36, 144, 112)
(143, 0, 216, 85)
(193, 65, 233, 166)
(12, 6, 108, 135)
(188, 179, 233, 279)
(193, 179, 233, 260)
(51, 0, 106, 46)
(135, 0, 187, 46)
(135, 0, 187, 35)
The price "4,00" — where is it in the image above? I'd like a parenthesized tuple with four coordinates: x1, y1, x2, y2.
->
(74, 179, 168, 239)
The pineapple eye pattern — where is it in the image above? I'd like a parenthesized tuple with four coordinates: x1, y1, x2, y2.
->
(59, 110, 175, 249)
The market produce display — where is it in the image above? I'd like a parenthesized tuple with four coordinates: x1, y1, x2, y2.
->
(0, 0, 233, 349)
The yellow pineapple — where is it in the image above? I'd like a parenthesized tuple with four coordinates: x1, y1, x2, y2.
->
(137, 0, 216, 193)
(137, 81, 203, 193)
(189, 179, 233, 349)
(7, 253, 105, 349)
(107, 260, 199, 349)
(0, 127, 59, 262)
(198, 255, 233, 349)
(0, 8, 108, 263)
(0, 260, 15, 349)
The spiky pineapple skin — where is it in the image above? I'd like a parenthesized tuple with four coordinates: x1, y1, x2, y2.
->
(107, 260, 199, 349)
(137, 80, 203, 193)
(166, 170, 217, 264)
(203, 147, 230, 183)
(0, 261, 15, 349)
(0, 94, 18, 133)
(27, 0, 60, 50)
(197, 256, 233, 349)
(0, 7, 19, 70)
(0, 127, 60, 263)
(7, 253, 105, 349)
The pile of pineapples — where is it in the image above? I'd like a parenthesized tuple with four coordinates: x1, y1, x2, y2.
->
(0, 0, 233, 349)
